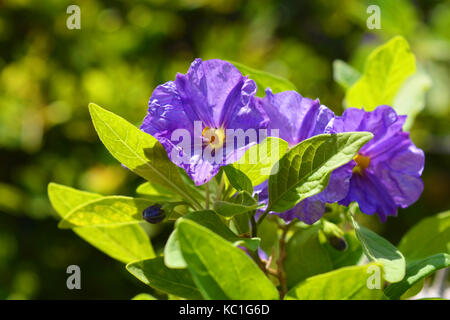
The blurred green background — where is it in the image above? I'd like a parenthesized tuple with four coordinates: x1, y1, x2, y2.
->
(0, 0, 449, 299)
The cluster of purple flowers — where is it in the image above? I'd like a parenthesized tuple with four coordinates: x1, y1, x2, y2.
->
(141, 59, 424, 223)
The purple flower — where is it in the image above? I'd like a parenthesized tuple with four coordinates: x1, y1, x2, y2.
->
(255, 89, 343, 224)
(140, 59, 268, 185)
(329, 105, 425, 222)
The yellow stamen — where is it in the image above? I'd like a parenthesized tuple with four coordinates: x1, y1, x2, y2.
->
(353, 154, 371, 174)
(202, 126, 225, 149)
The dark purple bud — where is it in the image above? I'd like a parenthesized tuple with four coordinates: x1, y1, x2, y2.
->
(142, 205, 165, 224)
(328, 235, 347, 251)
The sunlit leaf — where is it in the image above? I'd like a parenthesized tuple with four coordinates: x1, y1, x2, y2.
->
(285, 263, 385, 300)
(126, 257, 203, 300)
(89, 103, 201, 210)
(398, 211, 450, 261)
(177, 219, 279, 300)
(351, 215, 406, 283)
(346, 36, 416, 110)
(48, 183, 154, 263)
(268, 132, 373, 213)
(384, 253, 450, 300)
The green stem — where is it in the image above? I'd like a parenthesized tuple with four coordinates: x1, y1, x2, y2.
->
(250, 212, 258, 238)
(205, 182, 210, 210)
(256, 207, 270, 225)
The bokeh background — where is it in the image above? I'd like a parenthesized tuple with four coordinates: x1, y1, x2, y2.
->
(0, 0, 449, 299)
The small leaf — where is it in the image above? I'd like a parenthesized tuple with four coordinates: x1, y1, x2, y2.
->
(136, 181, 180, 202)
(222, 166, 253, 194)
(398, 210, 450, 261)
(126, 257, 203, 300)
(346, 36, 416, 110)
(268, 132, 373, 213)
(164, 229, 187, 269)
(284, 226, 334, 289)
(48, 183, 154, 263)
(351, 216, 406, 283)
(384, 253, 450, 300)
(230, 61, 297, 97)
(131, 293, 157, 300)
(333, 60, 361, 90)
(233, 137, 289, 187)
(213, 191, 259, 217)
(58, 196, 153, 229)
(177, 219, 279, 300)
(285, 263, 385, 300)
(88, 103, 201, 210)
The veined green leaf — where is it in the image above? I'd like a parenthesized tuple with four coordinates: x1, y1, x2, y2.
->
(384, 253, 450, 300)
(234, 137, 289, 187)
(351, 215, 406, 283)
(88, 103, 201, 210)
(346, 36, 416, 110)
(213, 191, 259, 217)
(126, 256, 203, 300)
(268, 132, 373, 213)
(398, 211, 450, 261)
(48, 183, 154, 263)
(222, 166, 253, 194)
(230, 61, 297, 97)
(58, 196, 153, 229)
(333, 59, 361, 90)
(285, 263, 385, 300)
(177, 219, 279, 300)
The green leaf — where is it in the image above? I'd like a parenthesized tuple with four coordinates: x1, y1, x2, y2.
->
(351, 216, 406, 283)
(333, 59, 361, 90)
(268, 132, 373, 213)
(284, 226, 334, 289)
(136, 181, 181, 201)
(88, 103, 201, 210)
(230, 61, 297, 97)
(126, 257, 203, 300)
(222, 166, 253, 194)
(164, 229, 187, 269)
(384, 253, 450, 300)
(233, 137, 289, 187)
(177, 219, 279, 300)
(58, 196, 153, 229)
(398, 211, 450, 261)
(285, 263, 385, 300)
(393, 70, 431, 130)
(48, 183, 154, 263)
(346, 36, 416, 110)
(213, 191, 259, 217)
(131, 293, 157, 300)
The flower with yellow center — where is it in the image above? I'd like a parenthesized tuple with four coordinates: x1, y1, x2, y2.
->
(353, 153, 371, 174)
(202, 126, 226, 149)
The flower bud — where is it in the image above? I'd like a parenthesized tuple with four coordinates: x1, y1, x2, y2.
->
(142, 205, 165, 224)
(321, 220, 347, 251)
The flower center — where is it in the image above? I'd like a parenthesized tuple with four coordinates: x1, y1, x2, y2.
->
(202, 126, 225, 149)
(353, 154, 370, 174)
